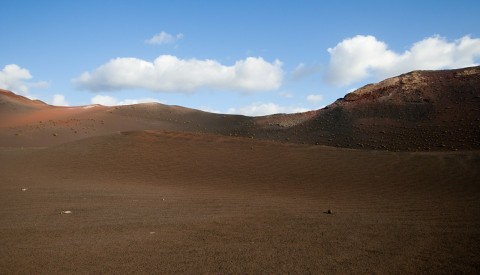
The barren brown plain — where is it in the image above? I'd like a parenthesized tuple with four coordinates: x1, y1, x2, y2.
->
(1, 67, 480, 273)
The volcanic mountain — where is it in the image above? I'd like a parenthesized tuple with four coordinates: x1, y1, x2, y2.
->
(283, 66, 480, 151)
(1, 66, 480, 150)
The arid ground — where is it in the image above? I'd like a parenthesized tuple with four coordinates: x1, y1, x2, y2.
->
(1, 67, 479, 273)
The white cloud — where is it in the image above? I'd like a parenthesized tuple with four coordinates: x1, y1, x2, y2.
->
(307, 94, 323, 103)
(227, 102, 309, 116)
(0, 64, 32, 95)
(91, 95, 117, 106)
(0, 64, 50, 96)
(145, 31, 184, 45)
(90, 95, 163, 106)
(52, 94, 69, 106)
(325, 35, 480, 86)
(73, 55, 283, 93)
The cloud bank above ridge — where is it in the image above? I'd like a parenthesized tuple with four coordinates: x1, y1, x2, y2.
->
(73, 55, 283, 94)
(325, 35, 480, 86)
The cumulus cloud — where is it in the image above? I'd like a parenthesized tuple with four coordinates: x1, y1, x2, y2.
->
(227, 102, 309, 116)
(145, 31, 184, 45)
(325, 35, 480, 86)
(90, 95, 163, 106)
(307, 94, 323, 103)
(0, 64, 49, 96)
(73, 55, 283, 93)
(0, 64, 33, 95)
(52, 94, 69, 106)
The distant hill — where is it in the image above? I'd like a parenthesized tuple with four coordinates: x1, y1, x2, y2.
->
(0, 88, 254, 147)
(0, 89, 48, 113)
(269, 66, 480, 151)
(1, 66, 479, 151)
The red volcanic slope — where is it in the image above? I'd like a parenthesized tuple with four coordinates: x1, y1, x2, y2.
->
(0, 89, 254, 147)
(261, 66, 480, 151)
(1, 66, 480, 151)
(0, 89, 48, 112)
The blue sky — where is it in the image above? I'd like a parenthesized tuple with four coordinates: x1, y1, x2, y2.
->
(1, 0, 480, 116)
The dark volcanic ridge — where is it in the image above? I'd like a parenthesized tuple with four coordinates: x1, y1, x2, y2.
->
(292, 66, 480, 151)
(1, 66, 480, 151)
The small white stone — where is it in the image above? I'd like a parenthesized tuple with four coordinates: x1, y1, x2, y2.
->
(61, 210, 72, 214)
(21, 188, 28, 191)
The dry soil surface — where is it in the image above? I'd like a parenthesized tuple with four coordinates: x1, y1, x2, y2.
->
(1, 131, 479, 273)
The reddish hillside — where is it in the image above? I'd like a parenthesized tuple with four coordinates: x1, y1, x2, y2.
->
(0, 90, 254, 147)
(269, 66, 480, 151)
(0, 89, 48, 113)
(1, 66, 479, 151)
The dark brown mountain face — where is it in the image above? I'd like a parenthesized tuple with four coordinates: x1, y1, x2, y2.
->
(265, 66, 480, 151)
